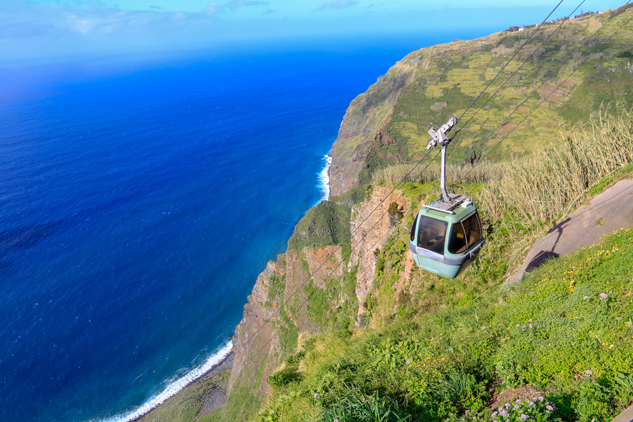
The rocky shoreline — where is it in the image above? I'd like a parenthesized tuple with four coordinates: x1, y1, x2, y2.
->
(135, 352, 234, 422)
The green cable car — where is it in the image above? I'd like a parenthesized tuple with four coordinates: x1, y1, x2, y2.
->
(408, 115, 486, 279)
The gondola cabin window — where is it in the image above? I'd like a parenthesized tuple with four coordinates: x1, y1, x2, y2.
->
(410, 214, 418, 243)
(448, 222, 467, 254)
(463, 213, 482, 248)
(416, 216, 447, 255)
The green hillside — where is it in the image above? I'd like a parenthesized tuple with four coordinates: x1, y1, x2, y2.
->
(329, 5, 633, 197)
(139, 5, 633, 422)
(381, 8, 633, 163)
(254, 108, 633, 422)
(259, 227, 633, 422)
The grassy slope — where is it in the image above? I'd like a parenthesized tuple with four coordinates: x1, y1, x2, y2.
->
(139, 370, 230, 422)
(209, 357, 268, 422)
(255, 107, 633, 421)
(339, 6, 633, 175)
(259, 228, 633, 422)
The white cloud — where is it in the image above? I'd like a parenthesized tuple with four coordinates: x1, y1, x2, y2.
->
(226, 0, 267, 11)
(205, 0, 266, 15)
(205, 2, 223, 15)
(315, 0, 358, 10)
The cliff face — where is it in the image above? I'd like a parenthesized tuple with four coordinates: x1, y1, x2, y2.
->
(227, 261, 282, 395)
(225, 187, 406, 415)
(349, 186, 407, 318)
(328, 57, 420, 196)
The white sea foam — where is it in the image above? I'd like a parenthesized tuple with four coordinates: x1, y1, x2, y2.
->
(318, 153, 332, 201)
(93, 341, 232, 422)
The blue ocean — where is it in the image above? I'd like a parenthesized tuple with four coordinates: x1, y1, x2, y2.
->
(0, 34, 489, 421)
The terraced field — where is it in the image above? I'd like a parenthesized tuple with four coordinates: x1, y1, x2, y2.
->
(330, 5, 633, 195)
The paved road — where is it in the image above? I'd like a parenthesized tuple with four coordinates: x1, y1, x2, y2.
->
(513, 178, 633, 281)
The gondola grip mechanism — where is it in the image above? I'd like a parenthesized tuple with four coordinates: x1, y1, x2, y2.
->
(425, 115, 459, 202)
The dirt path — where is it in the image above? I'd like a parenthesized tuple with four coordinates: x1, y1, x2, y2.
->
(513, 178, 633, 281)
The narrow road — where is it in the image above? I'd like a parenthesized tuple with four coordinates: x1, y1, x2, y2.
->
(513, 178, 633, 281)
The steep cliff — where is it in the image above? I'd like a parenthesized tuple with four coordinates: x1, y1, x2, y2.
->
(349, 186, 407, 319)
(222, 186, 407, 420)
(328, 57, 420, 195)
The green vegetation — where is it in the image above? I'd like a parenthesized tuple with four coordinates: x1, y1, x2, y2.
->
(317, 390, 412, 422)
(267, 366, 302, 389)
(140, 370, 230, 422)
(268, 274, 285, 303)
(288, 200, 352, 251)
(278, 304, 300, 357)
(589, 162, 633, 197)
(303, 272, 358, 335)
(251, 106, 633, 422)
(256, 228, 633, 422)
(383, 8, 633, 165)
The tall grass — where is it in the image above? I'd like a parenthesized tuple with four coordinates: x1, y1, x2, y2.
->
(480, 105, 633, 226)
(375, 106, 633, 230)
(372, 160, 503, 187)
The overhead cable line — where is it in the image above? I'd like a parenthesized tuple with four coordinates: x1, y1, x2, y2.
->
(235, 174, 434, 374)
(228, 147, 438, 357)
(451, 1, 632, 178)
(460, 7, 633, 180)
(446, 0, 586, 161)
(454, 0, 565, 125)
(233, 146, 438, 346)
(230, 3, 633, 388)
(225, 0, 584, 379)
(248, 2, 633, 375)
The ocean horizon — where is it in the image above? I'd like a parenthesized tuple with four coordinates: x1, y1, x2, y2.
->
(0, 34, 494, 421)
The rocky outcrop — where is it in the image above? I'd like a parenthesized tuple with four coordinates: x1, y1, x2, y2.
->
(227, 261, 283, 395)
(349, 186, 408, 317)
(227, 186, 408, 396)
(226, 245, 344, 396)
(304, 245, 343, 288)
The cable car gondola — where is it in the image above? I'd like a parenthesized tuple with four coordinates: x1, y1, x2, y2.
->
(409, 115, 485, 279)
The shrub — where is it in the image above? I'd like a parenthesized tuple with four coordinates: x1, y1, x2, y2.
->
(573, 379, 614, 422)
(267, 366, 302, 389)
(433, 369, 488, 412)
(316, 390, 411, 422)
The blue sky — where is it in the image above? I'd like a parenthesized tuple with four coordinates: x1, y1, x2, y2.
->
(0, 0, 627, 63)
